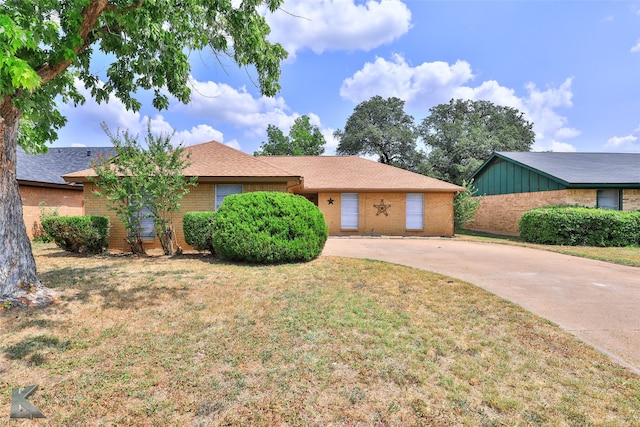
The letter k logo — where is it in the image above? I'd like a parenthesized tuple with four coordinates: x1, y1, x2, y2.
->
(10, 385, 46, 419)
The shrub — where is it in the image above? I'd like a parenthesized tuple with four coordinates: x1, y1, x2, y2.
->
(32, 202, 59, 243)
(454, 179, 481, 230)
(183, 211, 216, 253)
(212, 192, 328, 263)
(41, 216, 110, 253)
(519, 206, 640, 247)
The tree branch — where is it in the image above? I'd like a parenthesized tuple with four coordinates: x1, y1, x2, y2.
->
(35, 0, 143, 85)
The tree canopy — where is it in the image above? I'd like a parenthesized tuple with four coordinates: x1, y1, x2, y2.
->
(334, 96, 419, 170)
(254, 115, 326, 156)
(419, 99, 535, 185)
(0, 0, 287, 307)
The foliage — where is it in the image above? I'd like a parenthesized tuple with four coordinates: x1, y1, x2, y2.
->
(334, 96, 419, 170)
(212, 192, 328, 263)
(0, 0, 287, 303)
(92, 123, 196, 255)
(255, 115, 326, 156)
(183, 211, 216, 253)
(419, 99, 535, 185)
(519, 206, 640, 247)
(454, 180, 482, 229)
(32, 202, 60, 243)
(2, 0, 287, 154)
(41, 215, 109, 253)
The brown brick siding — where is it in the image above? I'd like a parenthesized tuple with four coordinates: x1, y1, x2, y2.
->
(20, 185, 84, 239)
(623, 189, 640, 211)
(84, 182, 290, 251)
(469, 188, 638, 235)
(317, 191, 454, 237)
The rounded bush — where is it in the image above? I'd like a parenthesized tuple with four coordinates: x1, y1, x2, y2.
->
(519, 206, 640, 247)
(183, 211, 216, 253)
(212, 192, 328, 263)
(41, 215, 110, 253)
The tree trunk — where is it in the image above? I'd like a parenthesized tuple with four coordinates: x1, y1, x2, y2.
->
(0, 98, 56, 308)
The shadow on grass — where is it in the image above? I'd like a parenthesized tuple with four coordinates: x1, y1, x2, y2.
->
(38, 265, 189, 309)
(3, 334, 70, 366)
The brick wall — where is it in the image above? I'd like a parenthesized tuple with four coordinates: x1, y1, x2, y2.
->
(19, 185, 84, 239)
(84, 182, 289, 252)
(469, 189, 602, 235)
(317, 191, 455, 237)
(623, 189, 640, 211)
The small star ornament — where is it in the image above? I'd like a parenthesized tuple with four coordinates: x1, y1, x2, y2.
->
(327, 198, 335, 205)
(374, 199, 391, 216)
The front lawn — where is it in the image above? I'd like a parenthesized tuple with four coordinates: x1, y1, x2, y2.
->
(1, 244, 639, 425)
(457, 228, 640, 267)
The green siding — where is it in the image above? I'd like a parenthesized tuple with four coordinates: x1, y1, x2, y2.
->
(474, 157, 567, 195)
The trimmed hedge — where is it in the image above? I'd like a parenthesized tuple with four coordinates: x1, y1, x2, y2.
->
(519, 206, 640, 247)
(41, 215, 110, 253)
(212, 192, 328, 263)
(183, 211, 216, 253)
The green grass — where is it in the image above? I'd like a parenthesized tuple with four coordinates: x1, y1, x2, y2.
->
(457, 228, 640, 267)
(0, 244, 639, 425)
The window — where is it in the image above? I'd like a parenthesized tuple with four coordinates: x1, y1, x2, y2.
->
(406, 193, 424, 230)
(597, 189, 621, 210)
(130, 198, 155, 240)
(215, 184, 243, 210)
(341, 193, 359, 230)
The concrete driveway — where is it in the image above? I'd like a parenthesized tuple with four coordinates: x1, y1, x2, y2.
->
(322, 237, 640, 376)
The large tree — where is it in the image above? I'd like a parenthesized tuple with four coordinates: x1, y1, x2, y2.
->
(419, 99, 535, 185)
(254, 115, 326, 156)
(334, 96, 419, 170)
(0, 0, 287, 307)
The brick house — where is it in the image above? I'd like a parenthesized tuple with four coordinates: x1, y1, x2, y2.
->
(17, 146, 116, 238)
(63, 140, 463, 251)
(468, 152, 640, 235)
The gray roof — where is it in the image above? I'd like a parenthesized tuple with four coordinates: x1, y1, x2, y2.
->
(17, 146, 116, 187)
(494, 152, 640, 184)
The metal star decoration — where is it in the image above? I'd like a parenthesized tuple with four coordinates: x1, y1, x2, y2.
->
(374, 199, 391, 216)
(327, 198, 334, 205)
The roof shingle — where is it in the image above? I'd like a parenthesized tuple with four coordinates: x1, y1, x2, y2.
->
(494, 152, 640, 184)
(261, 156, 463, 192)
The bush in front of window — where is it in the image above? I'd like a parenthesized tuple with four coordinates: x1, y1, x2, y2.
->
(212, 192, 328, 263)
(519, 206, 640, 246)
(41, 216, 110, 253)
(183, 211, 216, 253)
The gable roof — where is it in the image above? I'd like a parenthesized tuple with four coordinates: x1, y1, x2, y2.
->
(261, 156, 464, 192)
(62, 140, 462, 192)
(472, 152, 640, 186)
(63, 140, 300, 183)
(18, 146, 116, 188)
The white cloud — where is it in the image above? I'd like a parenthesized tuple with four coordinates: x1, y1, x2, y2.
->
(631, 40, 640, 53)
(177, 78, 292, 137)
(339, 55, 579, 153)
(321, 127, 339, 155)
(547, 141, 577, 152)
(340, 54, 474, 106)
(59, 79, 228, 148)
(266, 0, 412, 57)
(606, 134, 640, 152)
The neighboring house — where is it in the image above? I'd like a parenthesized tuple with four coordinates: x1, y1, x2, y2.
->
(469, 152, 640, 235)
(63, 140, 463, 252)
(17, 146, 116, 239)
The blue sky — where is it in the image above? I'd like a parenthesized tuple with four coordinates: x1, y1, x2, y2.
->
(53, 0, 640, 155)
